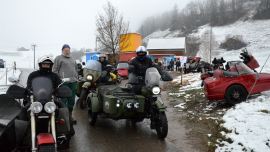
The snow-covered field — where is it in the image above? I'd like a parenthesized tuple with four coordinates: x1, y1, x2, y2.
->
(216, 92, 270, 152)
(195, 20, 270, 73)
(0, 49, 61, 69)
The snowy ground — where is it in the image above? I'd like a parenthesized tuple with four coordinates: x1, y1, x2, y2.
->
(216, 92, 270, 152)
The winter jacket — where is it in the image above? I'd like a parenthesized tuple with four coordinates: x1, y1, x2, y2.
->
(129, 56, 154, 77)
(99, 60, 109, 71)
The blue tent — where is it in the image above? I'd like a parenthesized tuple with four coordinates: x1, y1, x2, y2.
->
(86, 52, 100, 62)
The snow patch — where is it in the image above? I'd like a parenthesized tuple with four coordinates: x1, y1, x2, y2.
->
(216, 91, 270, 152)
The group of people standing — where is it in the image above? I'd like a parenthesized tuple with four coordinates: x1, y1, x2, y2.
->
(163, 59, 182, 71)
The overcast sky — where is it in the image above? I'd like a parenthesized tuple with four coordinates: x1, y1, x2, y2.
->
(0, 0, 191, 53)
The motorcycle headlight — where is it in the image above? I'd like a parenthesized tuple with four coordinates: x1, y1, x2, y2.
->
(152, 87, 161, 95)
(30, 102, 43, 114)
(44, 102, 56, 113)
(86, 75, 93, 81)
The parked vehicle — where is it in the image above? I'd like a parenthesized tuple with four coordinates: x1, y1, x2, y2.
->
(201, 49, 259, 82)
(184, 57, 201, 73)
(83, 61, 169, 139)
(6, 77, 73, 151)
(116, 61, 129, 78)
(203, 61, 270, 104)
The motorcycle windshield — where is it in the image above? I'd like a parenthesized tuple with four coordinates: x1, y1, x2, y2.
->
(145, 67, 161, 87)
(31, 77, 53, 103)
(117, 63, 129, 69)
(85, 60, 102, 72)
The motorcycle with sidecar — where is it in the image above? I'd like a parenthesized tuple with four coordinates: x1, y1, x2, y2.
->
(81, 60, 171, 139)
(77, 61, 118, 109)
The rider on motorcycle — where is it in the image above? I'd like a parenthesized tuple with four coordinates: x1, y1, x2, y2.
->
(129, 46, 154, 78)
(26, 55, 75, 137)
(98, 54, 109, 71)
(128, 46, 157, 95)
(27, 56, 62, 90)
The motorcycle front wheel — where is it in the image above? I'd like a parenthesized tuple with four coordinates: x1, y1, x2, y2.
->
(87, 97, 97, 126)
(79, 89, 88, 109)
(155, 112, 168, 139)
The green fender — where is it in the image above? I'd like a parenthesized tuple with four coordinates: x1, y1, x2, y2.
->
(88, 92, 101, 113)
(154, 96, 167, 112)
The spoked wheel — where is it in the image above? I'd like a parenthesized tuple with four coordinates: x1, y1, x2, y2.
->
(154, 112, 168, 139)
(79, 89, 88, 109)
(225, 85, 248, 105)
(38, 144, 56, 152)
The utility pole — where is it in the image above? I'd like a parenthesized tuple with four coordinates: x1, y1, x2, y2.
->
(32, 44, 37, 69)
(209, 26, 212, 63)
(95, 37, 97, 51)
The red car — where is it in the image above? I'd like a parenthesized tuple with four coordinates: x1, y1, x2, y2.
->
(204, 61, 270, 104)
(117, 62, 129, 78)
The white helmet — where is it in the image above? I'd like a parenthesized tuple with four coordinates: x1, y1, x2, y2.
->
(38, 55, 54, 64)
(136, 46, 147, 54)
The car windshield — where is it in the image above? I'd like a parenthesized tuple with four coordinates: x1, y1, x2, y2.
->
(117, 63, 129, 69)
(235, 62, 255, 75)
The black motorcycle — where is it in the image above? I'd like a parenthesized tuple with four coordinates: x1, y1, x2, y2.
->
(5, 77, 73, 152)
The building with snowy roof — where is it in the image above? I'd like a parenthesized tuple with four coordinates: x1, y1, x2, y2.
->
(146, 37, 186, 57)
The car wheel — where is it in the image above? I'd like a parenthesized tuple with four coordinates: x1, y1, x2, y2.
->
(225, 85, 248, 105)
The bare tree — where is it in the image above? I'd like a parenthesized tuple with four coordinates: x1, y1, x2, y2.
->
(96, 2, 129, 61)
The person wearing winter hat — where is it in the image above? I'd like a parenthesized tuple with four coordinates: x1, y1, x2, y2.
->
(52, 44, 78, 125)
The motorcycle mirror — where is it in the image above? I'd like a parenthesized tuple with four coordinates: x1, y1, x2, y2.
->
(82, 62, 85, 66)
(8, 76, 19, 83)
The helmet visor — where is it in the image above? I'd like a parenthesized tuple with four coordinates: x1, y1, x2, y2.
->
(137, 52, 146, 56)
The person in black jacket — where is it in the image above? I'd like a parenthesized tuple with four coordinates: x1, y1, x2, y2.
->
(27, 56, 62, 90)
(98, 54, 109, 71)
(26, 55, 75, 137)
(129, 46, 154, 78)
